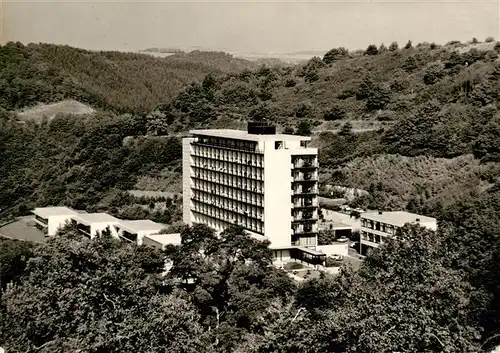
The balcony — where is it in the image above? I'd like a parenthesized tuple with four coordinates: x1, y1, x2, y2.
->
(191, 207, 264, 234)
(293, 161, 318, 169)
(292, 173, 317, 182)
(292, 213, 318, 222)
(293, 187, 318, 195)
(293, 200, 318, 208)
(192, 164, 263, 181)
(191, 197, 264, 222)
(191, 152, 264, 169)
(191, 174, 264, 194)
(191, 140, 264, 155)
(191, 185, 263, 207)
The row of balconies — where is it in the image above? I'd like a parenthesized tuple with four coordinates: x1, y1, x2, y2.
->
(191, 197, 264, 221)
(191, 144, 264, 165)
(293, 199, 318, 208)
(192, 163, 264, 181)
(361, 220, 397, 235)
(192, 138, 263, 153)
(192, 185, 264, 207)
(192, 174, 264, 194)
(192, 207, 264, 234)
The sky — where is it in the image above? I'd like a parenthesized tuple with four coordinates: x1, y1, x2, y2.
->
(1, 0, 499, 54)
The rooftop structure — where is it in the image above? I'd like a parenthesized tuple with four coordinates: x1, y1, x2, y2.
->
(361, 211, 437, 228)
(183, 122, 324, 265)
(32, 206, 79, 236)
(142, 233, 182, 249)
(360, 211, 437, 256)
(71, 213, 120, 239)
(115, 220, 165, 245)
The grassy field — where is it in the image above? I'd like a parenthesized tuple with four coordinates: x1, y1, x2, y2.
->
(16, 100, 95, 122)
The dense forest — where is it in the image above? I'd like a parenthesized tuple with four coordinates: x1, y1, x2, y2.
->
(0, 38, 500, 351)
(1, 196, 500, 352)
(1, 39, 499, 220)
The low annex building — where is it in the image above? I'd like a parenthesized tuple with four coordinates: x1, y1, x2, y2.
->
(32, 206, 79, 236)
(360, 211, 437, 256)
(115, 220, 165, 245)
(70, 213, 121, 239)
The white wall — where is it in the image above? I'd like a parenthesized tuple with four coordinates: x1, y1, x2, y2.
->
(182, 138, 193, 225)
(272, 249, 291, 265)
(47, 215, 75, 236)
(317, 243, 349, 257)
(263, 141, 293, 248)
(90, 223, 119, 239)
(136, 229, 163, 246)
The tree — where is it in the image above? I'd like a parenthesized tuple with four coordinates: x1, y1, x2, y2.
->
(322, 224, 482, 352)
(404, 40, 413, 49)
(339, 122, 353, 136)
(365, 86, 391, 111)
(0, 239, 35, 292)
(165, 224, 295, 352)
(323, 47, 349, 64)
(296, 120, 312, 136)
(249, 104, 272, 122)
(389, 41, 399, 51)
(485, 36, 495, 43)
(378, 43, 388, 53)
(0, 231, 206, 353)
(423, 62, 446, 85)
(323, 104, 346, 121)
(364, 44, 379, 56)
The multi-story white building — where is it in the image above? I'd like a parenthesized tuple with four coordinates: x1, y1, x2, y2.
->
(182, 122, 325, 265)
(360, 211, 438, 255)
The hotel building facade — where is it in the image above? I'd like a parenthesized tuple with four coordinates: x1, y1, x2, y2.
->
(182, 123, 325, 264)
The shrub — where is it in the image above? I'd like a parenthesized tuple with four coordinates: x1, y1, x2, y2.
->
(365, 44, 379, 56)
(323, 105, 346, 121)
(323, 47, 349, 64)
(485, 36, 495, 43)
(284, 78, 297, 87)
(389, 42, 399, 51)
(284, 262, 305, 270)
(325, 257, 343, 267)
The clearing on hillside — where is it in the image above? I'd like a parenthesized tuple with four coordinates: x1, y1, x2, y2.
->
(16, 100, 95, 122)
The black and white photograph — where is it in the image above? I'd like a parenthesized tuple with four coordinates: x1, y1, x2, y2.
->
(0, 0, 499, 352)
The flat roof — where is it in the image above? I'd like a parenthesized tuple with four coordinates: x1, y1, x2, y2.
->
(144, 233, 182, 246)
(189, 129, 311, 142)
(71, 213, 120, 225)
(33, 207, 79, 218)
(321, 221, 352, 230)
(117, 220, 165, 234)
(361, 211, 436, 227)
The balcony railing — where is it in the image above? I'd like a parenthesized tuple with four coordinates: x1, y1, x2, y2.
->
(192, 141, 264, 155)
(191, 207, 264, 234)
(293, 161, 318, 169)
(293, 188, 318, 195)
(192, 186, 264, 207)
(192, 152, 264, 169)
(293, 201, 318, 208)
(191, 197, 264, 221)
(292, 174, 317, 182)
(192, 164, 263, 181)
(191, 174, 264, 194)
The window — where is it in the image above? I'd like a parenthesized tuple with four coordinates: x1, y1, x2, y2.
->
(275, 141, 284, 150)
